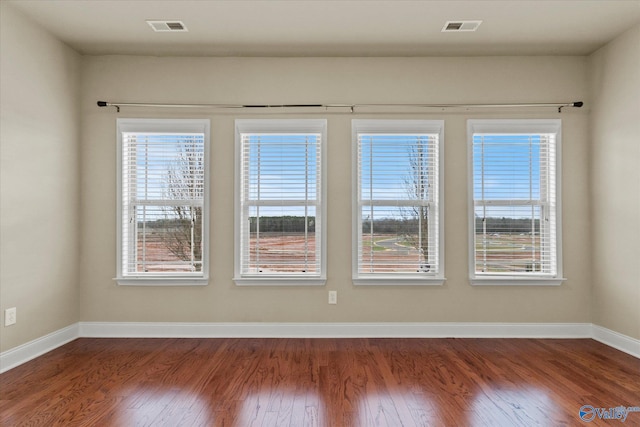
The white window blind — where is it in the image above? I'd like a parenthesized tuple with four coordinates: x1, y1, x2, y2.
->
(235, 120, 326, 285)
(117, 119, 209, 284)
(353, 120, 444, 284)
(468, 120, 562, 284)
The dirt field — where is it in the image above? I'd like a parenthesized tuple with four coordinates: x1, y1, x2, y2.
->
(247, 233, 427, 274)
(132, 232, 542, 274)
(135, 234, 200, 273)
(359, 234, 427, 273)
(475, 233, 543, 272)
(246, 233, 319, 273)
(134, 232, 429, 274)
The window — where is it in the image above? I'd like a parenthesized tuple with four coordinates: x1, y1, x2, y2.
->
(353, 120, 444, 285)
(116, 119, 209, 285)
(468, 119, 564, 285)
(234, 119, 326, 285)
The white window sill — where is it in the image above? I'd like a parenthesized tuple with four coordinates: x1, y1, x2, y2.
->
(233, 276, 326, 286)
(470, 276, 566, 286)
(115, 277, 209, 286)
(353, 276, 445, 286)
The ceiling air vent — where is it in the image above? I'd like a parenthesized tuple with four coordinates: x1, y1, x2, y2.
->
(442, 20, 482, 32)
(146, 20, 188, 32)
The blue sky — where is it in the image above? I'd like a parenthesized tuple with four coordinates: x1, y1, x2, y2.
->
(128, 133, 205, 201)
(359, 134, 435, 202)
(245, 134, 319, 207)
(127, 132, 547, 222)
(358, 134, 436, 224)
(123, 133, 205, 225)
(473, 134, 545, 219)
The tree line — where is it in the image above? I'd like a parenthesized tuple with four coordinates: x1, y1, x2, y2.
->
(249, 216, 316, 233)
(475, 216, 540, 234)
(143, 215, 538, 235)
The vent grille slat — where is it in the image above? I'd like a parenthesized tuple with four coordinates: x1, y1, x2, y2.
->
(442, 20, 482, 32)
(166, 22, 185, 31)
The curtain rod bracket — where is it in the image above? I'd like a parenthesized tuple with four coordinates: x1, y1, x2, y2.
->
(97, 101, 120, 112)
(559, 101, 584, 113)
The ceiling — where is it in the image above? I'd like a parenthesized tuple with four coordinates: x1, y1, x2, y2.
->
(6, 0, 640, 57)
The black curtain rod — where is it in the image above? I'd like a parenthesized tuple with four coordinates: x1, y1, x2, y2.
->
(97, 100, 583, 113)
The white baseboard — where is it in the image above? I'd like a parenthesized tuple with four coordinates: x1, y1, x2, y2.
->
(0, 323, 79, 374)
(1, 322, 636, 373)
(78, 321, 592, 339)
(592, 324, 640, 358)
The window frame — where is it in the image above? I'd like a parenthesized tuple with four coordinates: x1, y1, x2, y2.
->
(116, 118, 210, 286)
(467, 119, 564, 286)
(352, 120, 445, 286)
(233, 119, 327, 286)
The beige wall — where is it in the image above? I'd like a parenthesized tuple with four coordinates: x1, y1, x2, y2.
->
(0, 4, 81, 351)
(79, 55, 592, 324)
(589, 24, 640, 340)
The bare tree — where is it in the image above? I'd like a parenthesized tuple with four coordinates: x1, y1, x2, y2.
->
(162, 139, 204, 271)
(403, 138, 430, 272)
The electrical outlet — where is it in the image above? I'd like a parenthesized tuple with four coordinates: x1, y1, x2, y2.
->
(5, 307, 16, 326)
(328, 291, 337, 305)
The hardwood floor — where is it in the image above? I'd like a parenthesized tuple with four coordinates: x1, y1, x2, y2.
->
(1, 338, 639, 426)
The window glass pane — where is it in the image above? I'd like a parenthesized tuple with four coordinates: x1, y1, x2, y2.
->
(354, 125, 441, 279)
(473, 135, 541, 201)
(119, 121, 207, 280)
(359, 206, 432, 273)
(470, 126, 557, 279)
(131, 205, 203, 273)
(246, 206, 318, 274)
(474, 205, 543, 273)
(124, 133, 205, 202)
(360, 135, 436, 201)
(246, 134, 318, 201)
(237, 120, 325, 281)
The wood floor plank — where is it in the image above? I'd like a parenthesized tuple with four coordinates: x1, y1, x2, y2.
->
(1, 338, 638, 426)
